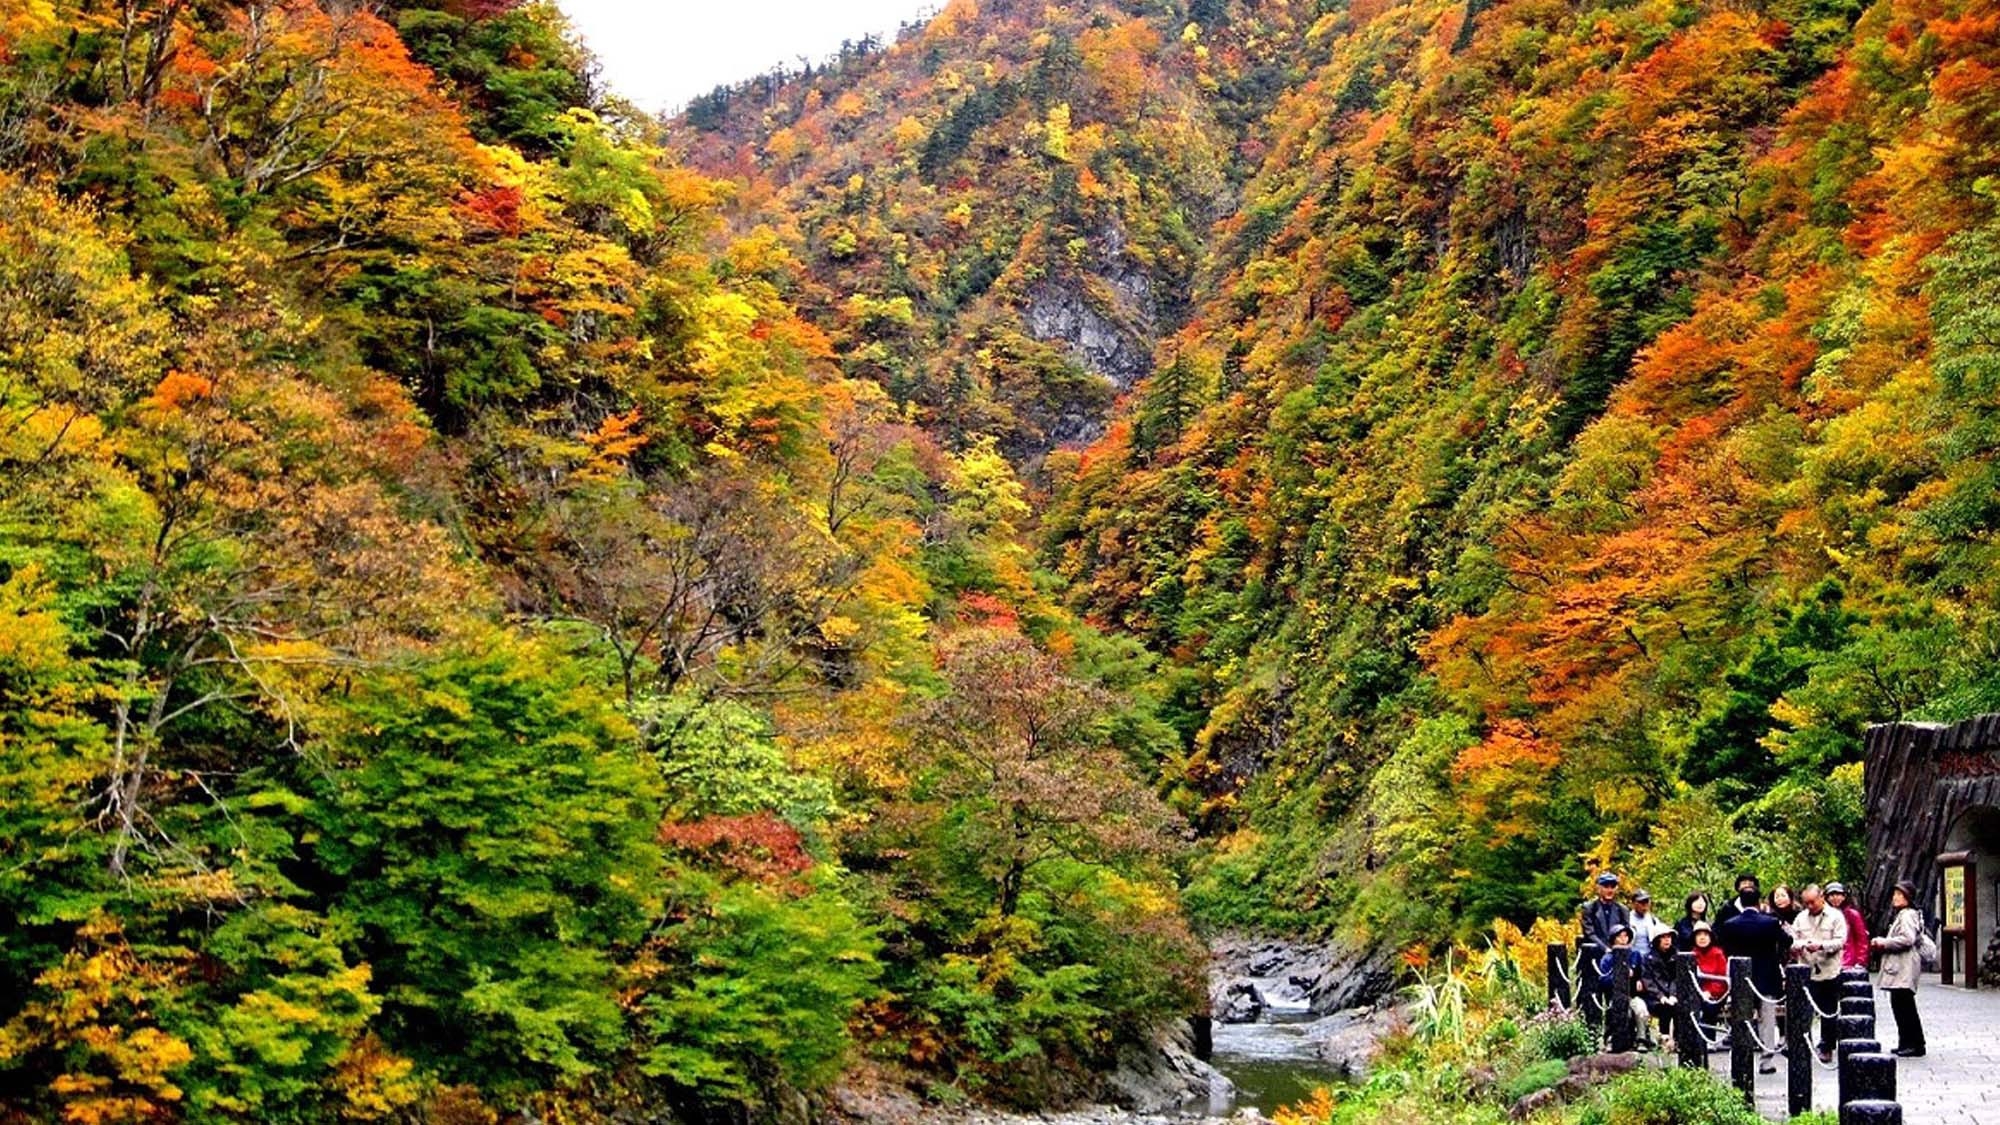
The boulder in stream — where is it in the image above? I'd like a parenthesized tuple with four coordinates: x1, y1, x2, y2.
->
(1215, 981, 1267, 1024)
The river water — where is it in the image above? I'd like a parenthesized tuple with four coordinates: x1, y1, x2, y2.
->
(1205, 986, 1351, 1114)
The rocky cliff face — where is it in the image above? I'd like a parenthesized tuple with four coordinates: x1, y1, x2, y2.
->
(1023, 222, 1160, 399)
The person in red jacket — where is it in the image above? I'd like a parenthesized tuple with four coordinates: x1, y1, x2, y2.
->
(1690, 922, 1729, 1028)
(1826, 882, 1870, 969)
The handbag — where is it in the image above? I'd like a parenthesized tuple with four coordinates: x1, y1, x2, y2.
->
(1916, 924, 1939, 971)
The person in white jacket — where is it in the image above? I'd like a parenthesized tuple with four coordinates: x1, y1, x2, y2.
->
(1627, 889, 1667, 945)
(1792, 884, 1848, 1063)
(1871, 880, 1927, 1058)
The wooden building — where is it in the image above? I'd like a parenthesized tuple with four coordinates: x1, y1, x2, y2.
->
(1864, 714, 2000, 988)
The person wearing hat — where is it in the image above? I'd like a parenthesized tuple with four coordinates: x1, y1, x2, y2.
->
(1582, 871, 1632, 951)
(1628, 889, 1666, 946)
(1639, 929, 1681, 1047)
(1826, 882, 1870, 969)
(1690, 922, 1729, 1030)
(1870, 880, 1927, 1057)
(1593, 925, 1652, 1046)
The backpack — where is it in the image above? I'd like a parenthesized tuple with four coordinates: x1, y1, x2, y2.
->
(1916, 923, 1939, 971)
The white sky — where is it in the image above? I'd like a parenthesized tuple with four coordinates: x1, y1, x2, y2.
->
(559, 1, 939, 114)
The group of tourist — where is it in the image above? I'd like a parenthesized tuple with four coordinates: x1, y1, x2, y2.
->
(1580, 871, 1929, 1069)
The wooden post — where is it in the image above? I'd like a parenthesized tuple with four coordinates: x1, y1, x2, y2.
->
(1785, 963, 1812, 1116)
(1674, 950, 1705, 1069)
(1968, 860, 1982, 991)
(1730, 956, 1755, 1104)
(1580, 941, 1606, 1031)
(1608, 947, 1637, 1053)
(1548, 941, 1572, 1011)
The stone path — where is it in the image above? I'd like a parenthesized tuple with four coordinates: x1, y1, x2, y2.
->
(1698, 974, 2000, 1122)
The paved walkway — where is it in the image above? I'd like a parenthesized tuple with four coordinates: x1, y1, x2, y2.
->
(1697, 975, 2000, 1122)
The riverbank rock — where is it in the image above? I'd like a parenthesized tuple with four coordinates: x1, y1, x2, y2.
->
(826, 1073, 928, 1124)
(1306, 1004, 1407, 1080)
(1102, 1020, 1235, 1114)
(1207, 933, 1397, 1018)
(1216, 981, 1266, 1024)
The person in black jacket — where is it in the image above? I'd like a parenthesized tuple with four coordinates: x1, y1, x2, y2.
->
(1639, 929, 1681, 1048)
(1577, 872, 1630, 1028)
(1715, 873, 1760, 927)
(1719, 899, 1792, 1074)
(1674, 891, 1712, 949)
(1581, 871, 1631, 950)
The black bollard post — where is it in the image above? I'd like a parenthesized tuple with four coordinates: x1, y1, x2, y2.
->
(1674, 951, 1705, 1069)
(1840, 1103, 1902, 1125)
(1548, 942, 1572, 1011)
(1833, 1014, 1872, 1058)
(1836, 1037, 1881, 1106)
(1580, 941, 1606, 1031)
(1842, 976, 1872, 1000)
(1846, 1052, 1897, 1104)
(1729, 956, 1756, 1104)
(1840, 994, 1877, 1041)
(1785, 963, 1813, 1116)
(1608, 947, 1637, 1053)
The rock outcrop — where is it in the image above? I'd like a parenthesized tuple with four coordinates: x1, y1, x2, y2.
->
(1021, 221, 1158, 414)
(1101, 1020, 1235, 1114)
(1207, 933, 1398, 1019)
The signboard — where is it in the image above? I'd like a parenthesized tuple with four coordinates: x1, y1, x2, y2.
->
(1943, 863, 1968, 930)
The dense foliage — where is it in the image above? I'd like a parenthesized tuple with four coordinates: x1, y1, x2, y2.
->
(5, 0, 2000, 1118)
(682, 0, 2000, 958)
(0, 0, 1196, 1119)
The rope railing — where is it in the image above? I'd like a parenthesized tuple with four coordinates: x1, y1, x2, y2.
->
(1548, 938, 1905, 1121)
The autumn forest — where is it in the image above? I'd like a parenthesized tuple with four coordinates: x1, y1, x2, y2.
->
(1, 0, 1997, 1120)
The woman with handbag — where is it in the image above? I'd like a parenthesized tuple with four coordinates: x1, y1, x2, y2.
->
(1870, 879, 1928, 1058)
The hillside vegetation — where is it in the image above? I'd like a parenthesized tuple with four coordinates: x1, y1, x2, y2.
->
(687, 0, 2000, 951)
(1, 0, 1998, 1121)
(0, 0, 1198, 1118)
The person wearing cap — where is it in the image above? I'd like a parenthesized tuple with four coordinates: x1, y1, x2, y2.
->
(1826, 882, 1870, 969)
(1628, 889, 1666, 945)
(1582, 871, 1631, 951)
(1716, 873, 1760, 928)
(1870, 880, 1926, 1057)
(1792, 884, 1849, 1062)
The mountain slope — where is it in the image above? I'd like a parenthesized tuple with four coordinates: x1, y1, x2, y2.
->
(692, 0, 2000, 950)
(0, 0, 1200, 1118)
(1041, 0, 2000, 936)
(673, 0, 1325, 458)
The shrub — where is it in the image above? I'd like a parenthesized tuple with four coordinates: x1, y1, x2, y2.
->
(1575, 1067, 1763, 1125)
(1496, 1057, 1568, 1103)
(1527, 1010, 1595, 1062)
